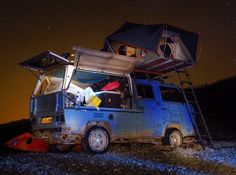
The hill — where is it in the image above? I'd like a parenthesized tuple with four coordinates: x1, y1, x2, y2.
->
(196, 76, 236, 139)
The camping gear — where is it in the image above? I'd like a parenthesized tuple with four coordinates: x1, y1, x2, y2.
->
(95, 91, 121, 108)
(5, 132, 48, 152)
(101, 81, 120, 91)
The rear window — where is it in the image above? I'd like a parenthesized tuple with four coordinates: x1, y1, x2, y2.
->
(34, 68, 65, 96)
(136, 84, 154, 99)
(160, 86, 185, 102)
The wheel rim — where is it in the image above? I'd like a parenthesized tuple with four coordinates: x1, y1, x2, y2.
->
(169, 131, 182, 146)
(88, 129, 108, 152)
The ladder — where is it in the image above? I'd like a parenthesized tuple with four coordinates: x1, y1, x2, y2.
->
(173, 65, 214, 149)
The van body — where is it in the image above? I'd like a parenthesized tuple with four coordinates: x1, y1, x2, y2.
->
(20, 49, 195, 153)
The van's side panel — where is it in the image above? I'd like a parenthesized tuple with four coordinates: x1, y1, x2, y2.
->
(180, 104, 196, 136)
(63, 79, 196, 143)
(64, 107, 143, 139)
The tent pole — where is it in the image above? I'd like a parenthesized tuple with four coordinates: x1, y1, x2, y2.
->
(105, 39, 115, 54)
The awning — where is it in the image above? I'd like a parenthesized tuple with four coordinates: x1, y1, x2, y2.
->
(73, 46, 142, 75)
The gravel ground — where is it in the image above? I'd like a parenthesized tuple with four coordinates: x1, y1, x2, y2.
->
(176, 140, 236, 168)
(0, 141, 235, 175)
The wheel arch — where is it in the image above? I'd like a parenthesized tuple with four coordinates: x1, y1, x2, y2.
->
(162, 125, 183, 146)
(163, 124, 184, 137)
(85, 121, 111, 137)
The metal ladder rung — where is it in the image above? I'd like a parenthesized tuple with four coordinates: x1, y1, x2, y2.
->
(176, 70, 187, 74)
(178, 73, 190, 77)
(180, 81, 192, 85)
(197, 123, 207, 127)
(183, 88, 193, 94)
(192, 111, 201, 115)
(186, 100, 197, 104)
(201, 134, 211, 138)
(183, 90, 193, 94)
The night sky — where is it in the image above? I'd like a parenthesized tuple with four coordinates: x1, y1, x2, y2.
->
(0, 0, 235, 123)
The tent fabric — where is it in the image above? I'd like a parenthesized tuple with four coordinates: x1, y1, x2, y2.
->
(103, 22, 199, 62)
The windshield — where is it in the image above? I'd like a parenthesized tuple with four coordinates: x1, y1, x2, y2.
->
(33, 68, 65, 96)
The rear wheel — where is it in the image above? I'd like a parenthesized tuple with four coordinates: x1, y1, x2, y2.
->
(164, 129, 183, 147)
(83, 126, 110, 154)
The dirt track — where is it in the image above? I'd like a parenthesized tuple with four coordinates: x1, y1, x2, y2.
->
(0, 143, 235, 175)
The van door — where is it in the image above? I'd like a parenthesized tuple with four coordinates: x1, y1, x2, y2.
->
(19, 51, 70, 72)
(135, 81, 162, 137)
(159, 86, 185, 124)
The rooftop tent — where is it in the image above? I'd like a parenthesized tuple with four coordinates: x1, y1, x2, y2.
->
(103, 22, 199, 74)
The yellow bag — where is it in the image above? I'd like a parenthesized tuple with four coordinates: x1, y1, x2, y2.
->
(86, 95, 102, 110)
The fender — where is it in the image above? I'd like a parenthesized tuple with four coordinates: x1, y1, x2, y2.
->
(85, 121, 111, 136)
(163, 124, 184, 137)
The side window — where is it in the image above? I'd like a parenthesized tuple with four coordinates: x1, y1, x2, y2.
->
(160, 86, 185, 102)
(136, 84, 154, 99)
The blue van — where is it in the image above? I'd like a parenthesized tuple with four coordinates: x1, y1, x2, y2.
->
(20, 48, 195, 154)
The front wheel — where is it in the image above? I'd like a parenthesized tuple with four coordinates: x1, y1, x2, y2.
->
(83, 126, 110, 154)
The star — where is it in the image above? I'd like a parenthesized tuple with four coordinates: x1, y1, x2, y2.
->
(226, 0, 230, 7)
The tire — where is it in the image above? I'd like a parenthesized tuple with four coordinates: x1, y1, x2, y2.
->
(83, 126, 110, 154)
(56, 144, 72, 152)
(165, 130, 183, 147)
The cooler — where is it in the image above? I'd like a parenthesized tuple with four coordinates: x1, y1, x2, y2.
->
(95, 91, 121, 108)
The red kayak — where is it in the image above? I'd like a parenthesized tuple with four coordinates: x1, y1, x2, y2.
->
(5, 132, 49, 152)
(101, 81, 120, 91)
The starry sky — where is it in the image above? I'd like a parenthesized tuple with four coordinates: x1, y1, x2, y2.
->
(0, 0, 235, 123)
